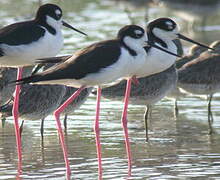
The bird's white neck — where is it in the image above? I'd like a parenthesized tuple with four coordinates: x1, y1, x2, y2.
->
(137, 38, 177, 78)
(45, 15, 62, 33)
(152, 27, 178, 41)
(123, 36, 146, 54)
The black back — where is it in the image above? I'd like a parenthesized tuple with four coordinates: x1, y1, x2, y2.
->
(16, 40, 121, 84)
(47, 40, 121, 79)
(0, 21, 45, 46)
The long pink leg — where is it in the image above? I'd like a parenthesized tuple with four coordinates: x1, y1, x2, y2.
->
(54, 86, 85, 177)
(121, 78, 132, 175)
(94, 87, 102, 179)
(12, 67, 23, 175)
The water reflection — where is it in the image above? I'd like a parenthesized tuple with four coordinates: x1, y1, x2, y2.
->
(1, 97, 220, 178)
(1, 0, 220, 179)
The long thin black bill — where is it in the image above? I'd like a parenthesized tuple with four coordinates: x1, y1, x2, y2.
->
(178, 33, 214, 50)
(147, 42, 181, 58)
(62, 20, 87, 36)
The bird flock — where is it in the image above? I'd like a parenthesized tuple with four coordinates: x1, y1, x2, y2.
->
(0, 3, 219, 179)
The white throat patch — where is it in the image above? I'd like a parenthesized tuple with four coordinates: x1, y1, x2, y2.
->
(46, 15, 62, 30)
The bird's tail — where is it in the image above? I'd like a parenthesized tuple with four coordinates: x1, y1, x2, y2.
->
(10, 73, 43, 85)
(36, 55, 71, 64)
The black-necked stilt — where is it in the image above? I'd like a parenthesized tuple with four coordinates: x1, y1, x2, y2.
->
(110, 18, 212, 165)
(14, 18, 213, 176)
(0, 3, 86, 67)
(13, 25, 150, 177)
(97, 16, 214, 146)
(178, 40, 220, 134)
(12, 24, 182, 177)
(139, 17, 214, 121)
(135, 17, 213, 80)
(117, 18, 213, 144)
(0, 3, 86, 174)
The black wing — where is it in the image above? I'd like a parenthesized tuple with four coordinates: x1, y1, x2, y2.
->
(0, 20, 45, 46)
(14, 40, 121, 84)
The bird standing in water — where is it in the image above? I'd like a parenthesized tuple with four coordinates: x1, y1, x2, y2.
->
(0, 3, 86, 174)
(122, 18, 213, 145)
(13, 25, 152, 177)
(13, 18, 213, 177)
(178, 41, 220, 134)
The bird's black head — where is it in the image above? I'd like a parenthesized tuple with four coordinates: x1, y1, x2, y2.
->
(35, 4, 87, 36)
(148, 18, 177, 33)
(117, 25, 145, 40)
(146, 18, 179, 48)
(36, 3, 63, 21)
(117, 25, 147, 56)
(147, 17, 214, 50)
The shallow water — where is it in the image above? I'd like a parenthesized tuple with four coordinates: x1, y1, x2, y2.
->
(1, 0, 220, 179)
